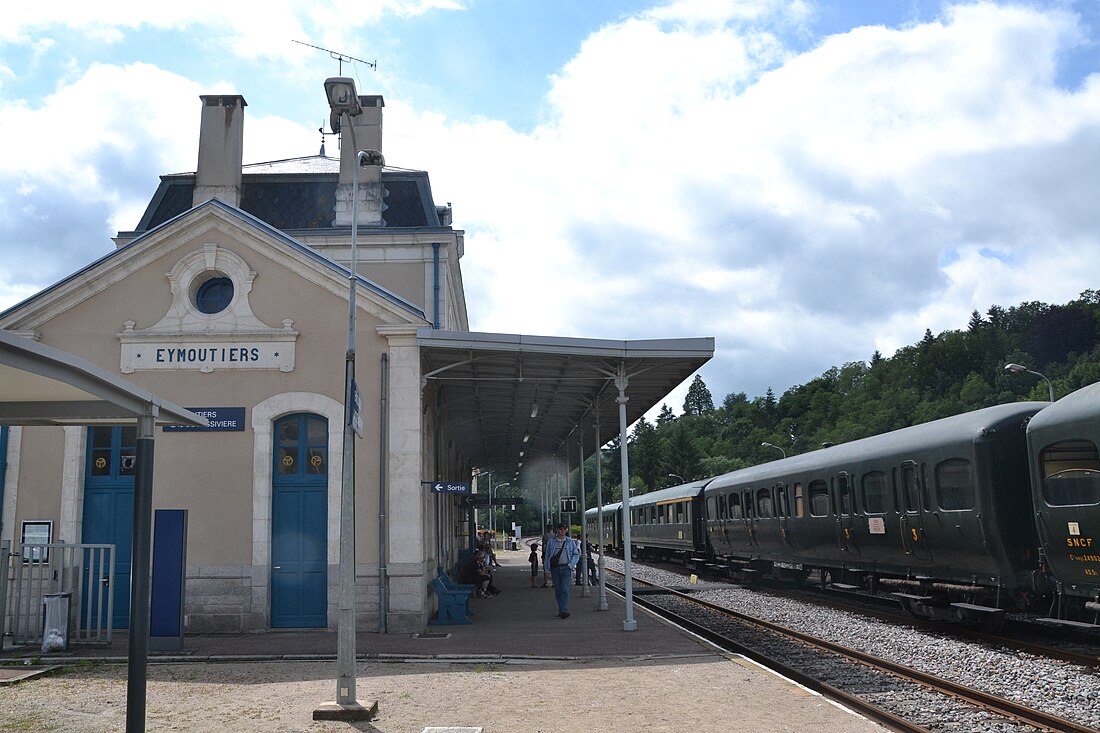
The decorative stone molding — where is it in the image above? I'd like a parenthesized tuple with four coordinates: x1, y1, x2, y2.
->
(118, 244, 298, 373)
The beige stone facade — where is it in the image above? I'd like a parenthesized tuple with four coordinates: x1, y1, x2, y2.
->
(0, 90, 472, 634)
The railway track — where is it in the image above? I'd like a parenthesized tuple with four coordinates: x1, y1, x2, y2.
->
(606, 568, 1099, 733)
(626, 553, 1100, 670)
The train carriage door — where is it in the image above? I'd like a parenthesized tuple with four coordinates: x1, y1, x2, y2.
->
(270, 413, 328, 628)
(82, 425, 137, 629)
(899, 460, 933, 562)
(834, 472, 859, 556)
(717, 492, 731, 552)
(1035, 440, 1100, 588)
(756, 487, 774, 548)
(776, 482, 793, 548)
(742, 489, 757, 547)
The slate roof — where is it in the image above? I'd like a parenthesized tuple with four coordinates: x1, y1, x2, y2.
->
(132, 156, 442, 233)
(0, 199, 428, 324)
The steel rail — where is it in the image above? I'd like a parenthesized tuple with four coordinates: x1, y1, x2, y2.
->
(608, 569, 1096, 733)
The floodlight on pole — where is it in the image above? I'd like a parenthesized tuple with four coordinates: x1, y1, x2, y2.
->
(1004, 362, 1055, 402)
(315, 75, 383, 723)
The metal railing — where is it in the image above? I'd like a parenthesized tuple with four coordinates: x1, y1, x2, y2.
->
(2, 541, 115, 648)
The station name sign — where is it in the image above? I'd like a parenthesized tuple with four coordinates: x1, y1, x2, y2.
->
(120, 340, 295, 373)
(163, 407, 246, 432)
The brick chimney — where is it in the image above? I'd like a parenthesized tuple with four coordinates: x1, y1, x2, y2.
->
(193, 94, 247, 208)
(333, 95, 384, 227)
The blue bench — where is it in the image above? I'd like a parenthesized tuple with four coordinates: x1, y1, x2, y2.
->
(440, 572, 475, 593)
(429, 576, 472, 625)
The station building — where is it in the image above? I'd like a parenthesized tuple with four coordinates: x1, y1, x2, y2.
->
(0, 86, 712, 635)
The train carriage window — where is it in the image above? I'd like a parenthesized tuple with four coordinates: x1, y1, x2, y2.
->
(718, 494, 727, 520)
(809, 480, 830, 516)
(756, 488, 773, 518)
(675, 501, 685, 523)
(707, 496, 717, 521)
(794, 483, 805, 518)
(861, 471, 888, 514)
(743, 491, 755, 518)
(936, 458, 976, 510)
(1041, 440, 1100, 506)
(729, 493, 742, 519)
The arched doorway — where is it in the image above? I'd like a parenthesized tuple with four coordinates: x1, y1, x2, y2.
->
(270, 413, 328, 627)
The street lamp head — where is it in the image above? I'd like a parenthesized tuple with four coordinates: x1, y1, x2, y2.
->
(761, 441, 786, 458)
(324, 77, 362, 133)
(1004, 363, 1028, 374)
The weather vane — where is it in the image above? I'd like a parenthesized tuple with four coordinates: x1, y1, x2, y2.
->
(292, 39, 377, 75)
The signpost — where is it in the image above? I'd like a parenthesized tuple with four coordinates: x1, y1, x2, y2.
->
(560, 496, 578, 526)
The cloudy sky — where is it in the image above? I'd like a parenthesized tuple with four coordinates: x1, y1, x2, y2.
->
(2, 0, 1098, 409)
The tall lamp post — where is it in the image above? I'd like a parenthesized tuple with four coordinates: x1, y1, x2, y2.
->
(761, 441, 786, 459)
(1004, 362, 1055, 402)
(315, 76, 383, 722)
(667, 473, 684, 485)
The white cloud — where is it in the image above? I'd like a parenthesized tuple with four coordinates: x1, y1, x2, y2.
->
(1, 1, 1098, 407)
(391, 2, 1100, 399)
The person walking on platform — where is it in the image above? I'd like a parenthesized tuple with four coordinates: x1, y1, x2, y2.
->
(544, 523, 580, 618)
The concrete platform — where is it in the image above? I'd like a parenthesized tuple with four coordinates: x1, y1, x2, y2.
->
(2, 553, 722, 662)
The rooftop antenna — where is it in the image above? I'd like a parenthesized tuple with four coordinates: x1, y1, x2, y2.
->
(292, 39, 377, 75)
(295, 40, 377, 156)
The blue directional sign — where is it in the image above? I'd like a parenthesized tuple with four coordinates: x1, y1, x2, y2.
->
(163, 407, 245, 432)
(431, 481, 470, 494)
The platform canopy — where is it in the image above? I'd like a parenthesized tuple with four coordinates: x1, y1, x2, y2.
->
(417, 329, 715, 477)
(0, 328, 205, 427)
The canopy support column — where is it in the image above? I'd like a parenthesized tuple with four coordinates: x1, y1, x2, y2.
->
(615, 361, 636, 632)
(126, 409, 156, 733)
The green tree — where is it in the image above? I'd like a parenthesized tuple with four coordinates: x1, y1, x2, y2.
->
(629, 417, 662, 490)
(683, 374, 715, 415)
(663, 421, 702, 481)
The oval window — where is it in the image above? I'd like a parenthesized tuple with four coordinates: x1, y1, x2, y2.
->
(195, 276, 233, 314)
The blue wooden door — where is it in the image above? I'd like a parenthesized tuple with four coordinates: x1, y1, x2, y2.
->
(82, 426, 136, 629)
(270, 414, 328, 628)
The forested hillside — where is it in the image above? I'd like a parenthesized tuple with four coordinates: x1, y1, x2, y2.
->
(594, 290, 1100, 505)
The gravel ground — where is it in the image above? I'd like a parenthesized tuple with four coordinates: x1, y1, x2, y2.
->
(0, 655, 882, 733)
(608, 557, 1100, 730)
